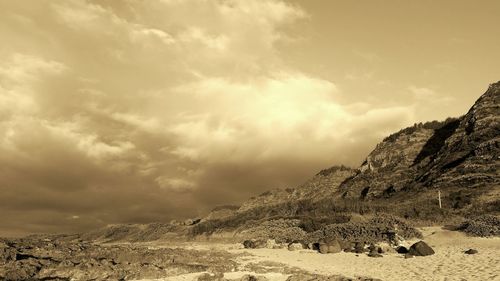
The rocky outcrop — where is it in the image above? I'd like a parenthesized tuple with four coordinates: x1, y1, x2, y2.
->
(338, 122, 444, 199)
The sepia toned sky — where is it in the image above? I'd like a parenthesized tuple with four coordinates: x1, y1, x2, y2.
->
(1, 0, 499, 236)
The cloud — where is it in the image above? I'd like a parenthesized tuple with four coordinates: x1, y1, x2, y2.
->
(0, 0, 420, 236)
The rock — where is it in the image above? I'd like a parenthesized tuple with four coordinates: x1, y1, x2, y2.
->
(243, 240, 256, 249)
(408, 241, 435, 256)
(338, 240, 352, 251)
(464, 249, 478, 255)
(288, 243, 303, 251)
(404, 253, 414, 259)
(319, 243, 329, 254)
(308, 242, 320, 251)
(326, 240, 342, 254)
(354, 242, 366, 253)
(396, 246, 409, 254)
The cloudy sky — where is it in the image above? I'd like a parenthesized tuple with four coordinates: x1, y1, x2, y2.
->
(1, 0, 499, 236)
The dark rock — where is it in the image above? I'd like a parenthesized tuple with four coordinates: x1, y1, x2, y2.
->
(354, 242, 366, 253)
(396, 246, 409, 254)
(243, 240, 256, 249)
(309, 242, 321, 251)
(408, 241, 435, 256)
(464, 249, 478, 255)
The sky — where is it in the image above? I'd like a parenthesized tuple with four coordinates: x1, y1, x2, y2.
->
(1, 0, 499, 236)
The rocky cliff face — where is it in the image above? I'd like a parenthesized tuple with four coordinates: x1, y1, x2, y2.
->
(338, 123, 439, 199)
(414, 82, 500, 191)
(339, 81, 499, 199)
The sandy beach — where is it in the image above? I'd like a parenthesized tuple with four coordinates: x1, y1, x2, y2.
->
(146, 227, 500, 281)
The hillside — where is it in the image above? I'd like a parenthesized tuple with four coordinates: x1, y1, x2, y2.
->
(239, 166, 356, 212)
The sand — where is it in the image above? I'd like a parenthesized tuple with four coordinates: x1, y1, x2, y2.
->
(140, 227, 500, 281)
(228, 227, 500, 281)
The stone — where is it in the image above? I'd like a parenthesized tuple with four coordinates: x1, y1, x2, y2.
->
(243, 240, 256, 249)
(319, 243, 329, 254)
(326, 240, 342, 254)
(338, 240, 352, 251)
(308, 242, 320, 251)
(408, 241, 435, 256)
(396, 246, 409, 254)
(464, 249, 478, 255)
(354, 242, 366, 253)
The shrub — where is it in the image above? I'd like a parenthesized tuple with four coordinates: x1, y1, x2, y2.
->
(458, 215, 500, 237)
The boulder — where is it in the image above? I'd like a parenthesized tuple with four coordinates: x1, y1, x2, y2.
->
(396, 246, 409, 254)
(338, 240, 352, 252)
(288, 243, 303, 251)
(354, 242, 366, 253)
(464, 249, 478, 255)
(327, 240, 342, 254)
(319, 243, 329, 254)
(308, 242, 320, 251)
(408, 241, 435, 256)
(404, 253, 414, 259)
(243, 240, 256, 249)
